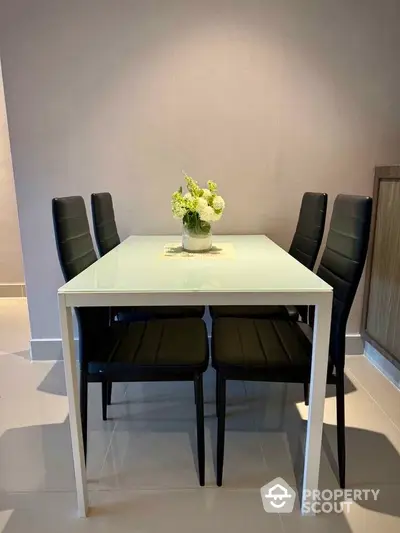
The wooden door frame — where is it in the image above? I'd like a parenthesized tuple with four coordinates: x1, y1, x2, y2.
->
(361, 165, 400, 369)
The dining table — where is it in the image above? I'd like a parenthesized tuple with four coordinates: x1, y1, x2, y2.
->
(58, 234, 333, 517)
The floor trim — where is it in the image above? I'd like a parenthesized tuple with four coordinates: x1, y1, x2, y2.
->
(30, 332, 365, 361)
(0, 283, 26, 298)
(345, 333, 364, 356)
(30, 337, 79, 361)
(364, 342, 400, 389)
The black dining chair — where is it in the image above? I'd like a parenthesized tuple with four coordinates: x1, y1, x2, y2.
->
(91, 192, 205, 321)
(53, 196, 209, 485)
(210, 192, 328, 323)
(211, 194, 372, 488)
(91, 191, 120, 256)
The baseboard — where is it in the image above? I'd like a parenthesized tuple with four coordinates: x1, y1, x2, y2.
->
(0, 283, 26, 298)
(30, 338, 78, 361)
(364, 342, 400, 389)
(30, 332, 364, 361)
(345, 333, 364, 356)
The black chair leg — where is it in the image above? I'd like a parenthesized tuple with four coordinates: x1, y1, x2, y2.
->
(304, 382, 309, 406)
(102, 382, 108, 421)
(107, 382, 112, 405)
(215, 373, 220, 417)
(194, 374, 205, 486)
(216, 373, 226, 486)
(336, 371, 346, 488)
(80, 370, 88, 462)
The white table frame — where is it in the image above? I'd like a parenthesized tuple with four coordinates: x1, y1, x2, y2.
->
(58, 236, 332, 517)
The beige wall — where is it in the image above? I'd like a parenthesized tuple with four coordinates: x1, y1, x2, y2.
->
(0, 63, 24, 284)
(0, 0, 399, 342)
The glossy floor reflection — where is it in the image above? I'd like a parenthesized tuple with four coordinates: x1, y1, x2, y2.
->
(0, 299, 400, 532)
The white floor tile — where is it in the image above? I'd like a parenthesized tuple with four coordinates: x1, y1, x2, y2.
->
(0, 489, 284, 533)
(0, 300, 400, 531)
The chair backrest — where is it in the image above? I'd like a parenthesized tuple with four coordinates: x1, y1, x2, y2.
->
(289, 192, 328, 322)
(52, 196, 110, 365)
(316, 194, 372, 371)
(91, 192, 120, 256)
(52, 196, 98, 282)
(289, 192, 328, 269)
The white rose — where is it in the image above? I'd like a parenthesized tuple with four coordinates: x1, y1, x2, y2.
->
(196, 197, 208, 213)
(213, 195, 225, 211)
(199, 205, 216, 223)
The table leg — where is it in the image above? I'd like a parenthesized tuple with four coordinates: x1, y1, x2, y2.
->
(301, 293, 332, 515)
(58, 294, 88, 517)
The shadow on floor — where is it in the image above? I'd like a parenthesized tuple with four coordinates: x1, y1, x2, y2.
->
(1, 360, 397, 529)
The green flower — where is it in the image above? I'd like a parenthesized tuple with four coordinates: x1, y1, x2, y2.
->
(185, 176, 202, 197)
(183, 192, 198, 211)
(171, 190, 187, 219)
(207, 180, 217, 193)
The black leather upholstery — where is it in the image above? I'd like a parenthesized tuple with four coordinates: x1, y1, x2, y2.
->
(91, 192, 121, 256)
(212, 194, 372, 378)
(210, 192, 328, 322)
(212, 318, 320, 381)
(209, 305, 298, 320)
(52, 196, 98, 281)
(289, 192, 328, 268)
(89, 318, 208, 378)
(314, 194, 372, 370)
(117, 306, 206, 321)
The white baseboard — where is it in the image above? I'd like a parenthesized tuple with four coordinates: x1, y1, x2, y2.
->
(0, 283, 26, 298)
(364, 342, 400, 389)
(30, 332, 364, 361)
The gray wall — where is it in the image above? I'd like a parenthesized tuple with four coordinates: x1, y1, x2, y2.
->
(0, 63, 24, 285)
(0, 0, 400, 345)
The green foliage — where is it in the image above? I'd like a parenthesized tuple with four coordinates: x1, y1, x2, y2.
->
(183, 211, 211, 235)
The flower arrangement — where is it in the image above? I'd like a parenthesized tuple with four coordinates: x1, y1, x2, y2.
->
(171, 173, 225, 235)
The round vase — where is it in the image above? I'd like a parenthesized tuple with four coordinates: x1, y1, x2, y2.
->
(182, 225, 212, 252)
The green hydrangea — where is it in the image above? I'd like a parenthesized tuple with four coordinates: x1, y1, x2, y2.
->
(171, 190, 187, 219)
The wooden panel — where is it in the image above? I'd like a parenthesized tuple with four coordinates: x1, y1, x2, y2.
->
(365, 178, 400, 365)
(373, 166, 400, 179)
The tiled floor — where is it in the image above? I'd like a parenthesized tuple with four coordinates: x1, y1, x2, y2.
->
(0, 298, 400, 532)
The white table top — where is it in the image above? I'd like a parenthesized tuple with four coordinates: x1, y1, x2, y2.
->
(59, 236, 332, 305)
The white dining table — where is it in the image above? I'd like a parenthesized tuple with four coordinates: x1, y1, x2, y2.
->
(58, 235, 332, 517)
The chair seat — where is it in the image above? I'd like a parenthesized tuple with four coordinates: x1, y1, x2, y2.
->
(212, 318, 333, 381)
(209, 305, 299, 321)
(116, 306, 205, 321)
(89, 318, 209, 378)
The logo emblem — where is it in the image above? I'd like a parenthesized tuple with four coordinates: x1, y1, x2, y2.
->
(260, 477, 296, 513)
